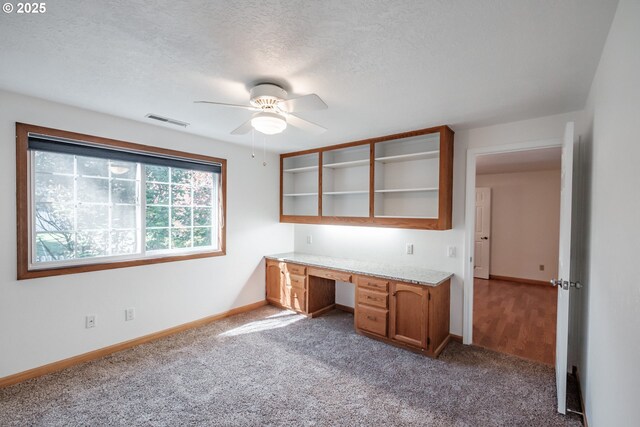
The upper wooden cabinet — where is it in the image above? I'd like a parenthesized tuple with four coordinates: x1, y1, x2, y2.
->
(279, 126, 454, 230)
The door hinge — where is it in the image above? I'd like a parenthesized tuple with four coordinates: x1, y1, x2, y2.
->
(428, 293, 431, 301)
(427, 337, 431, 346)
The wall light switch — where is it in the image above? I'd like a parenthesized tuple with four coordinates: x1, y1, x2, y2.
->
(307, 235, 313, 244)
(447, 246, 457, 258)
(406, 243, 414, 255)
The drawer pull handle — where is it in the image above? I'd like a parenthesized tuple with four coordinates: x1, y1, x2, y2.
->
(366, 315, 377, 321)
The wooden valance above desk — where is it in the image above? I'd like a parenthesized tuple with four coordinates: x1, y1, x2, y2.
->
(264, 253, 454, 358)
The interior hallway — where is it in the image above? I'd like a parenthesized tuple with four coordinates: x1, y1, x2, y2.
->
(473, 278, 558, 365)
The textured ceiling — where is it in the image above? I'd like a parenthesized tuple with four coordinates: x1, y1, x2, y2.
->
(476, 147, 561, 175)
(0, 0, 618, 152)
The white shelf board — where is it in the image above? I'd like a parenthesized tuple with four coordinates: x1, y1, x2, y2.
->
(374, 187, 439, 193)
(323, 159, 369, 169)
(374, 215, 437, 219)
(323, 190, 369, 195)
(283, 192, 318, 197)
(283, 165, 319, 173)
(375, 150, 439, 164)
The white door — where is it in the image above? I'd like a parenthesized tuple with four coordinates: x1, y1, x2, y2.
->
(474, 187, 491, 279)
(553, 122, 575, 414)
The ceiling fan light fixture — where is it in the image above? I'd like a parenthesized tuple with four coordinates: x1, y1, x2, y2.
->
(251, 112, 287, 135)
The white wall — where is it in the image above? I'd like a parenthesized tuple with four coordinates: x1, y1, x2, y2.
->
(577, 0, 639, 424)
(476, 169, 560, 281)
(0, 90, 293, 378)
(295, 109, 583, 336)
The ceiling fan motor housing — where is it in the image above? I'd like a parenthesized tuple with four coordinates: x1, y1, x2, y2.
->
(250, 84, 288, 110)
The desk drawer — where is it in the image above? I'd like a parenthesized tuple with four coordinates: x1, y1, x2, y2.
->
(356, 305, 388, 337)
(358, 288, 388, 309)
(356, 276, 389, 293)
(289, 274, 306, 290)
(286, 263, 306, 276)
(283, 286, 306, 312)
(308, 268, 352, 283)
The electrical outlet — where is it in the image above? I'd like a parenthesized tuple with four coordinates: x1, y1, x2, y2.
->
(125, 307, 135, 321)
(85, 315, 96, 329)
(447, 246, 457, 258)
(306, 235, 313, 244)
(539, 264, 545, 271)
(406, 243, 414, 255)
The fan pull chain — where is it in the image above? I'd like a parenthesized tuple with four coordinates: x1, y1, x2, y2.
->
(251, 129, 256, 159)
(263, 133, 267, 166)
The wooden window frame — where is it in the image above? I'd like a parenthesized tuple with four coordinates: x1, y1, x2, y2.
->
(16, 123, 227, 280)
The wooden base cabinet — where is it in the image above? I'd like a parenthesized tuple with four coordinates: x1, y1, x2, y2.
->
(266, 260, 309, 313)
(266, 260, 451, 358)
(266, 260, 335, 317)
(356, 276, 451, 358)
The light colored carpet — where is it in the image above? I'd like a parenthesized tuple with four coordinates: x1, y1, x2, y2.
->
(0, 306, 581, 426)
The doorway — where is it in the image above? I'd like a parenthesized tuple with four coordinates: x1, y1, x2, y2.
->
(471, 147, 562, 365)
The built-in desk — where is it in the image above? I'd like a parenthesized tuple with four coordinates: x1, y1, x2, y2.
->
(264, 252, 454, 357)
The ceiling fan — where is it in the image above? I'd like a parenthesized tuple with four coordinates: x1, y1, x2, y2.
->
(196, 83, 328, 136)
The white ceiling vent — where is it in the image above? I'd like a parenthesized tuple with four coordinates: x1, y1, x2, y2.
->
(145, 113, 189, 127)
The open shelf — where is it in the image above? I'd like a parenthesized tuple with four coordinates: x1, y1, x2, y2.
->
(283, 192, 318, 197)
(323, 159, 369, 169)
(282, 152, 319, 217)
(375, 150, 439, 164)
(283, 165, 319, 173)
(374, 187, 438, 193)
(322, 144, 370, 218)
(323, 190, 369, 195)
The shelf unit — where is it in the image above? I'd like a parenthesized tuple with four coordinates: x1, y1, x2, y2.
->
(281, 152, 320, 218)
(322, 145, 370, 218)
(373, 133, 441, 220)
(280, 125, 454, 229)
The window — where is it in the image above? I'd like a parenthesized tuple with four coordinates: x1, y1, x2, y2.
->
(17, 124, 226, 279)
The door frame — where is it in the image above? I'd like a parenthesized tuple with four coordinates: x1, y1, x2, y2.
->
(463, 138, 562, 345)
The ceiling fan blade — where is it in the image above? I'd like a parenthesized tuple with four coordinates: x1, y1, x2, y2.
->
(279, 94, 327, 113)
(285, 114, 327, 135)
(230, 119, 254, 135)
(195, 101, 259, 111)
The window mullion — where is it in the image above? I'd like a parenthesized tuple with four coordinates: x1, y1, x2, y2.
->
(190, 173, 194, 248)
(107, 162, 113, 256)
(168, 168, 173, 250)
(140, 163, 146, 257)
(73, 156, 78, 259)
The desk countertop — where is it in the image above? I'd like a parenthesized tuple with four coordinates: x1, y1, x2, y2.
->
(265, 252, 453, 287)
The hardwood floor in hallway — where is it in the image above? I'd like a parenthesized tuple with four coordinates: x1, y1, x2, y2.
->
(473, 278, 557, 365)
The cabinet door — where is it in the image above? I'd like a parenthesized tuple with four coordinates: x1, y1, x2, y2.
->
(266, 262, 285, 305)
(390, 283, 427, 348)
